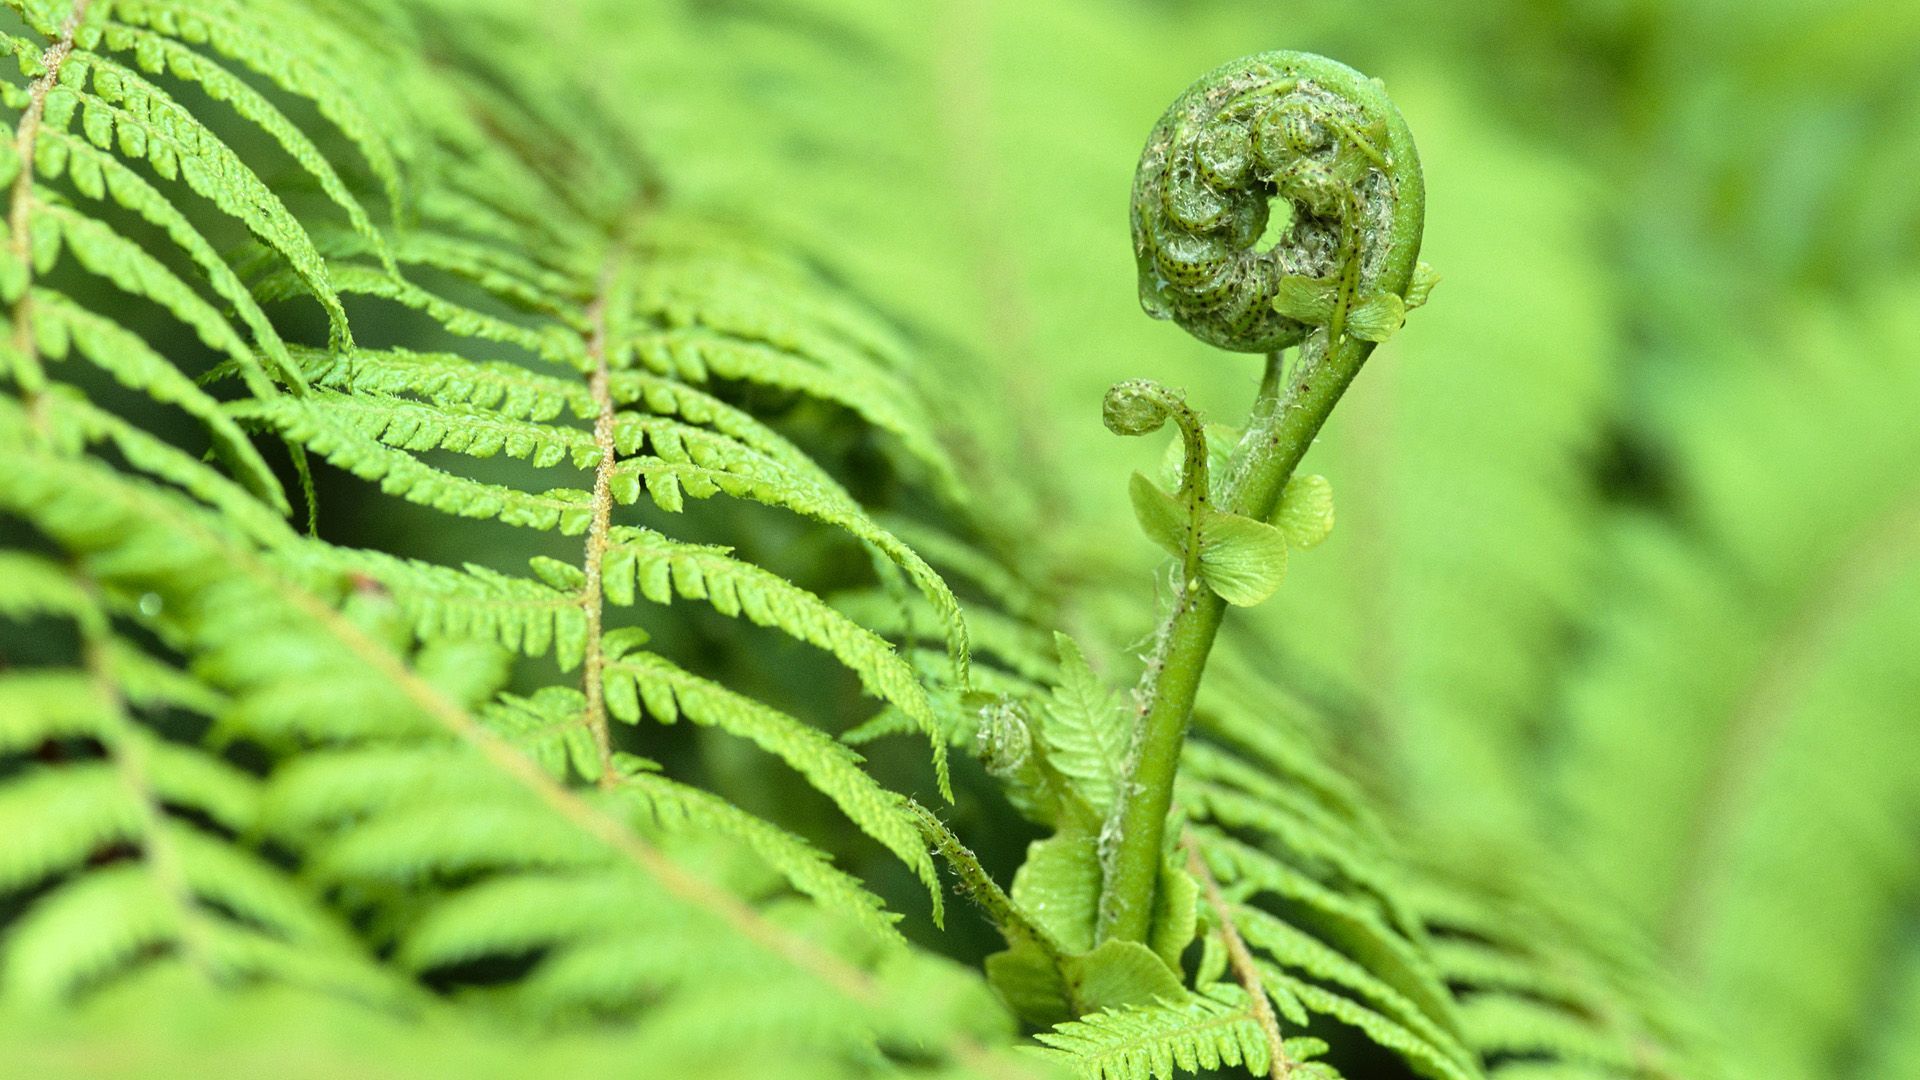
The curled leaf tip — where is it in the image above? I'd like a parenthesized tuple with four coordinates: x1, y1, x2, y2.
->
(1130, 50, 1426, 353)
(1102, 379, 1177, 437)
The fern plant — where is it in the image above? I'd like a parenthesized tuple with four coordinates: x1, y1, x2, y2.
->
(1, 1, 1906, 1078)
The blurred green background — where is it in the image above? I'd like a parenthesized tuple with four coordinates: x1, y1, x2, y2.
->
(528, 2, 1920, 1076)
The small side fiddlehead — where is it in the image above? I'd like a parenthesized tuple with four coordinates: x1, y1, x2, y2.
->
(1131, 51, 1425, 353)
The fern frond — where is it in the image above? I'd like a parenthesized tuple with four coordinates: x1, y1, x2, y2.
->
(304, 548, 588, 668)
(21, 288, 279, 502)
(99, 0, 414, 214)
(0, 765, 139, 893)
(21, 391, 293, 544)
(625, 325, 965, 505)
(598, 638, 942, 912)
(34, 195, 256, 380)
(88, 18, 391, 264)
(1229, 904, 1473, 1072)
(0, 21, 348, 340)
(271, 261, 586, 365)
(23, 127, 302, 386)
(0, 551, 90, 620)
(1036, 984, 1330, 1080)
(1550, 285, 1920, 1080)
(600, 526, 939, 727)
(229, 395, 593, 531)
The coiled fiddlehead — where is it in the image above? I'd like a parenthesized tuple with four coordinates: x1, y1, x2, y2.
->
(1131, 51, 1425, 353)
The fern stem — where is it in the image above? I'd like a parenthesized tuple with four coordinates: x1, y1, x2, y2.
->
(1185, 836, 1293, 1079)
(4, 0, 92, 410)
(1100, 339, 1366, 943)
(914, 803, 1064, 964)
(578, 254, 625, 788)
(1099, 52, 1425, 945)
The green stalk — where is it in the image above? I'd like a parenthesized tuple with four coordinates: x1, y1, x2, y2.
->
(1097, 51, 1426, 944)
(1098, 334, 1375, 942)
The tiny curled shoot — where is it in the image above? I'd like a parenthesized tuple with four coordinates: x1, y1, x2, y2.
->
(1105, 379, 1213, 583)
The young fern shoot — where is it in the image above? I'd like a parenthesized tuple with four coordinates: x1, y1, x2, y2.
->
(1100, 51, 1433, 944)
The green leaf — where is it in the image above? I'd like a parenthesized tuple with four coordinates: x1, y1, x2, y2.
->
(1148, 856, 1199, 972)
(1197, 509, 1289, 606)
(1066, 940, 1187, 1014)
(1406, 260, 1440, 309)
(1039, 632, 1126, 816)
(1346, 291, 1407, 342)
(1273, 273, 1338, 323)
(985, 940, 1072, 1027)
(1010, 834, 1102, 953)
(1129, 471, 1188, 559)
(1275, 474, 1335, 549)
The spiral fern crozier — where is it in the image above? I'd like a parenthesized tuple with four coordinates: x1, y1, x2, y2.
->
(1131, 51, 1425, 353)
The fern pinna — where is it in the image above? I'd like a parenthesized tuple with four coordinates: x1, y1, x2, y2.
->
(0, 2, 1724, 1079)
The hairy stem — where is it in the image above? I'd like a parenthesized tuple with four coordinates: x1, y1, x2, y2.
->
(578, 255, 624, 788)
(1186, 836, 1292, 1080)
(5, 0, 92, 406)
(1101, 334, 1373, 943)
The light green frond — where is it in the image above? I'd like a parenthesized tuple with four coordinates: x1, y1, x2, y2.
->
(1037, 634, 1126, 815)
(23, 393, 293, 545)
(263, 261, 585, 367)
(1453, 996, 1639, 1075)
(626, 328, 964, 503)
(9, 33, 348, 340)
(609, 769, 901, 943)
(88, 19, 391, 266)
(373, 229, 589, 320)
(305, 548, 588, 668)
(1229, 905, 1471, 1069)
(0, 765, 139, 892)
(1271, 971, 1478, 1080)
(264, 389, 601, 470)
(309, 798, 611, 883)
(0, 553, 91, 621)
(98, 0, 413, 212)
(24, 288, 280, 505)
(2, 864, 178, 1002)
(35, 197, 257, 381)
(230, 395, 593, 532)
(1189, 832, 1448, 1028)
(1036, 984, 1325, 1080)
(479, 687, 601, 780)
(32, 128, 300, 387)
(296, 345, 590, 422)
(601, 525, 940, 737)
(139, 741, 259, 833)
(878, 515, 1047, 621)
(393, 870, 656, 972)
(599, 640, 942, 910)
